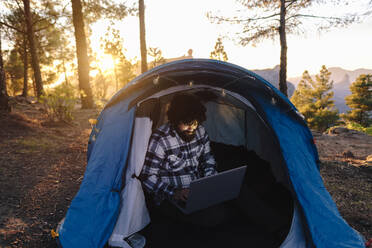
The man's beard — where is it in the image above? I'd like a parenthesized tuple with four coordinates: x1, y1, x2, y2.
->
(177, 129, 196, 142)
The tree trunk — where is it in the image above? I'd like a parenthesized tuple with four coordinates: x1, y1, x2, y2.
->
(23, 0, 44, 99)
(0, 31, 10, 112)
(139, 0, 148, 73)
(279, 0, 288, 97)
(31, 75, 36, 97)
(62, 59, 69, 85)
(71, 0, 94, 109)
(22, 35, 28, 97)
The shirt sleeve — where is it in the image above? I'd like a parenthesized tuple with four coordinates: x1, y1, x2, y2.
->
(141, 134, 176, 201)
(199, 131, 218, 177)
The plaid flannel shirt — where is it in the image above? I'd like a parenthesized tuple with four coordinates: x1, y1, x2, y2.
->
(141, 123, 217, 203)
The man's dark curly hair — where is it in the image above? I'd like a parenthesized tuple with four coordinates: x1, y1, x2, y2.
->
(167, 93, 206, 126)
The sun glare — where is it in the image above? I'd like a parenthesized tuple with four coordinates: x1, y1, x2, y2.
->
(45, 74, 67, 89)
(99, 55, 116, 72)
(89, 20, 124, 76)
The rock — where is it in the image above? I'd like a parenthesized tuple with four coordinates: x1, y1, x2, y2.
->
(328, 127, 349, 134)
(364, 154, 372, 167)
(360, 163, 372, 173)
(342, 150, 354, 158)
(366, 154, 372, 162)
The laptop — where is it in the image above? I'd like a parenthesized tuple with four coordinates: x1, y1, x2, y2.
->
(172, 165, 247, 214)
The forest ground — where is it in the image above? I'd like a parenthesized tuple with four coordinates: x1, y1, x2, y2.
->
(0, 99, 371, 247)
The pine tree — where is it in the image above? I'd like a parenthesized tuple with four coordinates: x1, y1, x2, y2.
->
(0, 30, 10, 112)
(71, 0, 94, 109)
(210, 38, 228, 62)
(291, 65, 339, 131)
(2, 2, 69, 98)
(5, 49, 24, 95)
(341, 74, 372, 127)
(23, 0, 44, 99)
(291, 70, 313, 108)
(101, 28, 136, 91)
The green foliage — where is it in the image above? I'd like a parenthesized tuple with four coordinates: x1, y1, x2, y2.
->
(40, 84, 77, 122)
(5, 49, 23, 95)
(210, 38, 228, 62)
(366, 127, 372, 136)
(101, 28, 124, 59)
(92, 69, 109, 100)
(346, 122, 372, 135)
(341, 74, 372, 127)
(82, 0, 137, 24)
(100, 28, 136, 90)
(148, 47, 166, 69)
(291, 65, 339, 132)
(291, 70, 313, 107)
(3, 2, 68, 89)
(117, 58, 136, 87)
(329, 122, 372, 136)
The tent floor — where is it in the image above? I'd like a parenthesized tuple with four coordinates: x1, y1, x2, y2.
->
(139, 207, 286, 248)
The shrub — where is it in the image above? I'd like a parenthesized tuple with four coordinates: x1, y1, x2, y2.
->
(326, 122, 372, 136)
(41, 84, 76, 122)
(365, 126, 372, 136)
(346, 121, 366, 135)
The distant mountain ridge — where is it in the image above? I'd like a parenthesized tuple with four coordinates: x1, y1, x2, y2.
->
(288, 67, 372, 86)
(287, 67, 372, 113)
(252, 65, 296, 97)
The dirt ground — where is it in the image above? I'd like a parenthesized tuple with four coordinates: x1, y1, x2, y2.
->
(0, 100, 371, 247)
(0, 100, 99, 247)
(314, 129, 372, 241)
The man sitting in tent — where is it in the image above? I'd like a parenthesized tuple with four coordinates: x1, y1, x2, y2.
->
(140, 93, 228, 227)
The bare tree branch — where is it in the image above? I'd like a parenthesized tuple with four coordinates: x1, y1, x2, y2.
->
(289, 13, 351, 21)
(32, 15, 59, 32)
(285, 0, 297, 9)
(208, 12, 280, 24)
(0, 21, 25, 34)
(14, 0, 25, 15)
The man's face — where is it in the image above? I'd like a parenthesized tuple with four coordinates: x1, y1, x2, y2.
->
(177, 120, 198, 141)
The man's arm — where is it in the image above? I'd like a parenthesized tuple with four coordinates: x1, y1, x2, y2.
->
(199, 132, 218, 176)
(141, 135, 176, 201)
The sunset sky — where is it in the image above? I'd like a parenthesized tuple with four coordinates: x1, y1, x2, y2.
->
(91, 0, 372, 78)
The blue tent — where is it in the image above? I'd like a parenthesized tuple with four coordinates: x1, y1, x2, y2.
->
(57, 59, 365, 248)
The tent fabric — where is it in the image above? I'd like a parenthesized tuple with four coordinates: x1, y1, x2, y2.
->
(58, 96, 137, 248)
(58, 59, 365, 248)
(132, 85, 305, 248)
(108, 86, 271, 245)
(108, 117, 152, 247)
(109, 85, 295, 246)
(279, 203, 307, 248)
(204, 101, 246, 146)
(251, 91, 365, 248)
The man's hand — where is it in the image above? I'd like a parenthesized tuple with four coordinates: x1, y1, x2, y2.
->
(173, 188, 190, 202)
